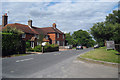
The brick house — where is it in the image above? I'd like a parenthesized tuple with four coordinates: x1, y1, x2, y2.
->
(1, 13, 65, 48)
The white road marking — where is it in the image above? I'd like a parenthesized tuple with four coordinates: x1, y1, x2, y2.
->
(16, 58, 34, 63)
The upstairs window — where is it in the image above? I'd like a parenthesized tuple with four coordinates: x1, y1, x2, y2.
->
(57, 41, 59, 45)
(57, 33, 59, 38)
(35, 34, 39, 39)
(63, 34, 64, 39)
(22, 33, 26, 38)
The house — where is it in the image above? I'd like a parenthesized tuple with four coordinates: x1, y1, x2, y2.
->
(1, 13, 65, 48)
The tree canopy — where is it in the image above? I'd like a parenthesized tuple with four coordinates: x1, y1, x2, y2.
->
(90, 10, 120, 46)
(65, 30, 95, 47)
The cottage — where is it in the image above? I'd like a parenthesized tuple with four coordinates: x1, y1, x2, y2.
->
(1, 13, 65, 48)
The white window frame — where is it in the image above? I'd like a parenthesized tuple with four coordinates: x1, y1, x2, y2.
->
(22, 33, 26, 38)
(63, 41, 65, 46)
(63, 34, 64, 39)
(31, 41, 34, 48)
(57, 41, 59, 45)
(57, 33, 59, 38)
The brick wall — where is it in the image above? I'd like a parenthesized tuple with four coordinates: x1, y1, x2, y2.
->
(48, 33, 65, 46)
(22, 33, 34, 41)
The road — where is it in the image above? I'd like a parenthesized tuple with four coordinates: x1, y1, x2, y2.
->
(2, 48, 118, 78)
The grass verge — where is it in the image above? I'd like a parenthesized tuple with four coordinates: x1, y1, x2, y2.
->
(78, 47, 119, 63)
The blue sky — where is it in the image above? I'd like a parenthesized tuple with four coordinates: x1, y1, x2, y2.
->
(1, 0, 119, 33)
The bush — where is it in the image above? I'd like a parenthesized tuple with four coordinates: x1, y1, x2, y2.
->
(26, 41, 31, 49)
(34, 45, 42, 52)
(44, 44, 59, 52)
(2, 33, 25, 56)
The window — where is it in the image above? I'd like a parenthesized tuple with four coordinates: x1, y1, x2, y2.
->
(63, 41, 65, 46)
(31, 41, 34, 48)
(57, 41, 59, 45)
(22, 33, 26, 38)
(37, 42, 40, 45)
(45, 36, 48, 40)
(63, 34, 64, 39)
(57, 33, 59, 38)
(35, 34, 39, 39)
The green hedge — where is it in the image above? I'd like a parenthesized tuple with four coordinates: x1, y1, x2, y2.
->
(27, 44, 59, 52)
(2, 33, 25, 56)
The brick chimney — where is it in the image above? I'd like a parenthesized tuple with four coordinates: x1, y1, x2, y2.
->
(53, 23, 56, 29)
(2, 13, 8, 27)
(28, 20, 32, 28)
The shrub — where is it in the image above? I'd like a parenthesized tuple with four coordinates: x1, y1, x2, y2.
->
(33, 45, 42, 52)
(2, 33, 25, 56)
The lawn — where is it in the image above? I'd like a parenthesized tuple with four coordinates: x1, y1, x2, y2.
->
(79, 47, 119, 63)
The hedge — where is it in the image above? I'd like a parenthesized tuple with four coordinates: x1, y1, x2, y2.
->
(27, 44, 59, 52)
(2, 33, 25, 56)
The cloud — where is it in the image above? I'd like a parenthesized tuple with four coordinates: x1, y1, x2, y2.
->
(1, 1, 118, 33)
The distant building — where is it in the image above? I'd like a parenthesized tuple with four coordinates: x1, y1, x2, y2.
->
(1, 13, 65, 48)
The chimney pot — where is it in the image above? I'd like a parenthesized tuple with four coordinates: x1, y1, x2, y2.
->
(53, 23, 56, 28)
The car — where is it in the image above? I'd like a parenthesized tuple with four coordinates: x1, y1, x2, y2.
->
(76, 45, 83, 50)
(94, 44, 99, 49)
(65, 45, 72, 49)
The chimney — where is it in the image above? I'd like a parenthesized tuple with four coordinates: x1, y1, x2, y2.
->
(53, 23, 56, 29)
(2, 13, 8, 27)
(28, 20, 32, 28)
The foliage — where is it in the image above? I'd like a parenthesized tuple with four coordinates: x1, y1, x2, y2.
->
(90, 10, 120, 46)
(2, 33, 25, 56)
(27, 44, 59, 52)
(2, 26, 24, 35)
(26, 41, 31, 49)
(37, 33, 45, 44)
(72, 30, 95, 47)
(65, 32, 76, 46)
(34, 45, 42, 52)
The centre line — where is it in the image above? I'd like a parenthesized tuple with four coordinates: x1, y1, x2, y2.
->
(16, 58, 34, 63)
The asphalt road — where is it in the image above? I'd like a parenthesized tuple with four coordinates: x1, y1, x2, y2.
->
(2, 48, 118, 78)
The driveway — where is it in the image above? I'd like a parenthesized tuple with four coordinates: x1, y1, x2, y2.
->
(2, 48, 118, 78)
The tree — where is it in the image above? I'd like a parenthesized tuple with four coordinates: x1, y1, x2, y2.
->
(2, 26, 24, 35)
(90, 10, 120, 46)
(72, 30, 95, 47)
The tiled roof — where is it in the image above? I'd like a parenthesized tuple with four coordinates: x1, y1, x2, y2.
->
(32, 26, 48, 35)
(3, 23, 38, 34)
(34, 27, 64, 34)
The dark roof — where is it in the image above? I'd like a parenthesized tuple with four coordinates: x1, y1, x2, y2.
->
(34, 27, 64, 34)
(32, 26, 48, 35)
(2, 23, 64, 35)
(3, 23, 38, 34)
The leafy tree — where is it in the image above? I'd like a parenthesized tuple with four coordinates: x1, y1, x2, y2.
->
(2, 26, 24, 35)
(90, 10, 120, 46)
(72, 30, 95, 47)
(65, 32, 77, 46)
(106, 10, 120, 24)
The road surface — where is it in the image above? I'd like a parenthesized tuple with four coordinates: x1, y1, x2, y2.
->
(2, 48, 118, 78)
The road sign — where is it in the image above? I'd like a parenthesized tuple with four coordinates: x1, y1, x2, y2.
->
(106, 41, 115, 50)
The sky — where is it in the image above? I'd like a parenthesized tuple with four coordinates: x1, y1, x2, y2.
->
(1, 0, 119, 33)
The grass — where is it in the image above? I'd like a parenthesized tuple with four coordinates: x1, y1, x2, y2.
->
(79, 47, 119, 63)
